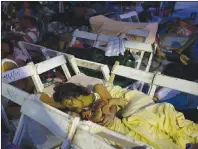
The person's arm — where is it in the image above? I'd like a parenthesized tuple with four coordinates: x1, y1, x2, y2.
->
(102, 98, 128, 115)
(93, 84, 112, 101)
(40, 92, 65, 109)
(4, 32, 25, 41)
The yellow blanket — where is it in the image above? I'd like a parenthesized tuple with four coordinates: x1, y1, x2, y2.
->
(105, 85, 198, 149)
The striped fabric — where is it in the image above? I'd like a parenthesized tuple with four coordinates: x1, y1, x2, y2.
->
(24, 27, 39, 43)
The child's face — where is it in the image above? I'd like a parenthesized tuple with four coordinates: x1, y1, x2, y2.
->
(62, 98, 83, 112)
(61, 94, 94, 113)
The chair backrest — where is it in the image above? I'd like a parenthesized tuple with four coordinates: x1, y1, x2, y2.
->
(110, 63, 198, 97)
(148, 74, 198, 97)
(95, 33, 155, 72)
(2, 54, 72, 92)
(119, 11, 140, 23)
(1, 63, 40, 111)
(68, 55, 110, 81)
(69, 29, 155, 72)
(69, 29, 98, 47)
(19, 41, 111, 81)
(2, 64, 36, 83)
(33, 55, 71, 92)
(78, 121, 154, 149)
(2, 82, 30, 132)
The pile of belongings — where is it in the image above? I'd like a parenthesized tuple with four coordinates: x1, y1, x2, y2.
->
(155, 18, 197, 66)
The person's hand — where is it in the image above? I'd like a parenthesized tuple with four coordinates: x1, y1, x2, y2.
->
(102, 104, 112, 115)
(98, 113, 115, 126)
(180, 54, 189, 65)
(98, 105, 117, 126)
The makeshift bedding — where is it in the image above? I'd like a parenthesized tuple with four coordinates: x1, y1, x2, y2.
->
(104, 85, 198, 149)
(40, 82, 198, 149)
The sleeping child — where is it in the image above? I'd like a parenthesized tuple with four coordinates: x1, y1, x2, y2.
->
(38, 83, 198, 149)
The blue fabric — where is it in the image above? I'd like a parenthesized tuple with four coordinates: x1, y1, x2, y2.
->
(16, 8, 34, 19)
(156, 93, 198, 110)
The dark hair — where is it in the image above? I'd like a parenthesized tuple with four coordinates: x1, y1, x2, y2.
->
(53, 83, 90, 103)
(2, 39, 14, 55)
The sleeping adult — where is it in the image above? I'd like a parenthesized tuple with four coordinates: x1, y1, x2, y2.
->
(38, 83, 198, 149)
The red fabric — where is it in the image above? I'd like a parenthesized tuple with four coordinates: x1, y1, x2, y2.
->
(73, 40, 84, 48)
(24, 8, 31, 16)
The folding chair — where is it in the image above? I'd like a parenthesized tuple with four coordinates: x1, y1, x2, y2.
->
(69, 29, 98, 47)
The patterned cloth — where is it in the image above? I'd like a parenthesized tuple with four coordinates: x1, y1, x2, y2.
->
(24, 27, 39, 43)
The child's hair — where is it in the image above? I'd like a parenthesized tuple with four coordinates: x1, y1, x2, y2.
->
(53, 83, 90, 103)
(2, 38, 14, 55)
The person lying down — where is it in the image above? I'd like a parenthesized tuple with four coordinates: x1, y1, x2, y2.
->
(38, 83, 198, 149)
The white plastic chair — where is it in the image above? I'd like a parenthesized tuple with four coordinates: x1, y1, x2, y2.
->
(69, 29, 155, 91)
(70, 29, 155, 72)
(1, 55, 72, 133)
